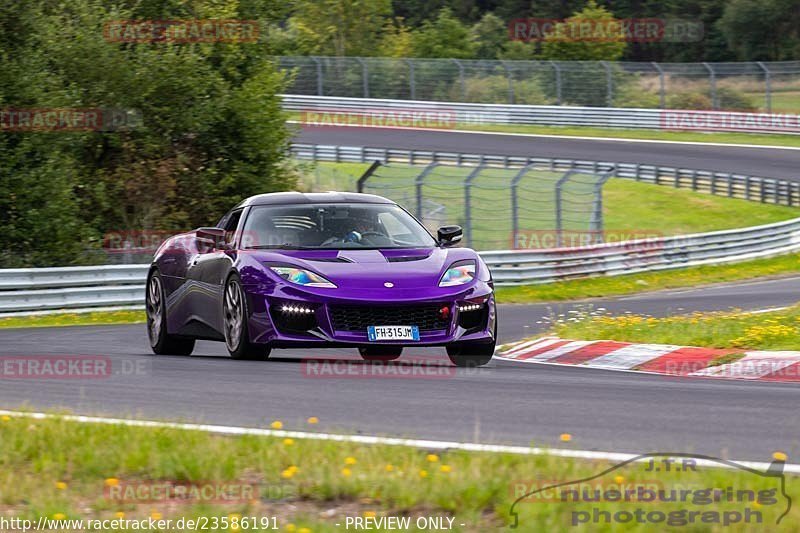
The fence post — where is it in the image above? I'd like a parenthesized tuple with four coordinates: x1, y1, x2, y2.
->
(511, 164, 535, 249)
(311, 56, 323, 96)
(356, 161, 382, 193)
(463, 165, 485, 247)
(550, 61, 562, 105)
(355, 57, 369, 98)
(601, 61, 614, 106)
(703, 62, 717, 109)
(415, 163, 439, 218)
(592, 170, 614, 243)
(757, 61, 772, 113)
(652, 62, 665, 109)
(554, 171, 573, 248)
(453, 59, 466, 101)
(406, 59, 416, 100)
(500, 60, 514, 104)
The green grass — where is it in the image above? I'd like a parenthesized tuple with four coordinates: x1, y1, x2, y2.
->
(0, 310, 145, 329)
(456, 122, 800, 147)
(288, 114, 800, 147)
(0, 413, 795, 531)
(549, 303, 800, 351)
(298, 162, 799, 250)
(496, 252, 800, 303)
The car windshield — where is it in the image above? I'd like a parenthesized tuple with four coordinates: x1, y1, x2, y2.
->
(241, 203, 437, 250)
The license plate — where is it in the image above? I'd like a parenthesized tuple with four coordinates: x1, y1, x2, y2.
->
(367, 325, 420, 341)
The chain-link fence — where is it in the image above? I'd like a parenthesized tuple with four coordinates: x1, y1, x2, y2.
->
(278, 56, 800, 112)
(356, 162, 614, 250)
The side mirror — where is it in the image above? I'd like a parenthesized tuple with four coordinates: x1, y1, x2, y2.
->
(437, 225, 463, 247)
(196, 227, 226, 251)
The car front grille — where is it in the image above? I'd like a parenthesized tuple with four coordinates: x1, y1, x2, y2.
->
(329, 304, 451, 332)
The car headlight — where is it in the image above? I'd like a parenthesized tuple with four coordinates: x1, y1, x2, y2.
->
(270, 266, 337, 288)
(439, 260, 476, 287)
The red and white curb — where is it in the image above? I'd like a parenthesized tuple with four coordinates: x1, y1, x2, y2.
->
(496, 337, 800, 382)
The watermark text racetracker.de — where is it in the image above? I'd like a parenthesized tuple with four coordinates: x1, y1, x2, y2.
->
(509, 18, 703, 43)
(0, 108, 141, 132)
(302, 358, 488, 379)
(104, 19, 259, 43)
(0, 356, 149, 379)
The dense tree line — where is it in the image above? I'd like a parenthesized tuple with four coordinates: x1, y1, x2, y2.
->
(1, 0, 293, 267)
(268, 0, 800, 62)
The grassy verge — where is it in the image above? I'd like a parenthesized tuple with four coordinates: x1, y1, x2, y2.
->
(549, 304, 800, 351)
(495, 252, 800, 303)
(0, 414, 794, 531)
(456, 122, 800, 147)
(288, 115, 800, 148)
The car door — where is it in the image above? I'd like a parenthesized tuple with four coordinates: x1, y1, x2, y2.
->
(185, 209, 243, 334)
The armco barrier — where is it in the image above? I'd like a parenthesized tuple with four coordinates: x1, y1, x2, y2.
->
(3, 217, 800, 313)
(283, 95, 800, 135)
(290, 143, 800, 206)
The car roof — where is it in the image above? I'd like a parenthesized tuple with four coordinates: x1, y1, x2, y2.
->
(235, 191, 396, 208)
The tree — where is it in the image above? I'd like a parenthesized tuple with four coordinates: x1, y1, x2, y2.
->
(471, 12, 508, 59)
(410, 7, 477, 58)
(291, 0, 393, 56)
(539, 0, 627, 61)
(718, 0, 800, 60)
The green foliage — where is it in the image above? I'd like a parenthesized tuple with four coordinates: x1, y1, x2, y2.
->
(0, 0, 293, 267)
(538, 1, 627, 61)
(410, 7, 477, 59)
(290, 0, 393, 56)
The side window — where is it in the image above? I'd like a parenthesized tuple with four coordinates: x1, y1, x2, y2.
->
(224, 210, 243, 247)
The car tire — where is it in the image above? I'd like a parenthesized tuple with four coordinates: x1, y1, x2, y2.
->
(146, 270, 195, 356)
(446, 322, 496, 367)
(359, 346, 403, 361)
(224, 273, 271, 361)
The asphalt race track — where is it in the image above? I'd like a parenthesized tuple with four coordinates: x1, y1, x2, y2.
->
(3, 276, 800, 462)
(295, 125, 800, 180)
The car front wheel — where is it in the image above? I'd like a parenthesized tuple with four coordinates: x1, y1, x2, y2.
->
(224, 274, 271, 361)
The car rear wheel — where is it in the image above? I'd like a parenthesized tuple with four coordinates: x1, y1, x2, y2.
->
(224, 274, 271, 361)
(146, 270, 195, 356)
(359, 346, 403, 361)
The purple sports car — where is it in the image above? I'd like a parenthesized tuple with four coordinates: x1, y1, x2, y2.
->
(145, 192, 496, 366)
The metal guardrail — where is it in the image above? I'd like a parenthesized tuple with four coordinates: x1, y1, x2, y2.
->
(3, 216, 800, 311)
(283, 95, 800, 135)
(290, 143, 800, 206)
(0, 265, 148, 313)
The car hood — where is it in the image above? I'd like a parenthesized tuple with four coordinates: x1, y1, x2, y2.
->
(243, 247, 479, 290)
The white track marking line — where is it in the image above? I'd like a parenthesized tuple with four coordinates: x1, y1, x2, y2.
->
(1, 409, 796, 474)
(587, 344, 682, 370)
(691, 351, 800, 379)
(525, 340, 594, 362)
(287, 120, 800, 151)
